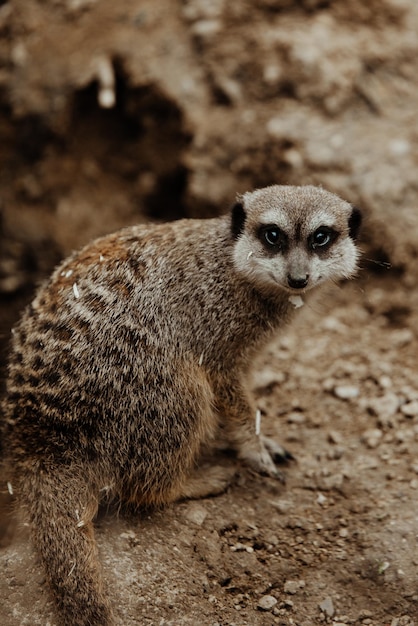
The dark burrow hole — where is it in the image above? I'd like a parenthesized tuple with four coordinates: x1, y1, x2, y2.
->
(8, 59, 192, 221)
(68, 60, 192, 220)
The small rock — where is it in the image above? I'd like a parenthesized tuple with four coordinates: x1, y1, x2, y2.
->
(368, 393, 400, 419)
(327, 446, 345, 460)
(389, 138, 411, 156)
(266, 116, 288, 139)
(321, 316, 347, 332)
(320, 473, 344, 490)
(230, 542, 254, 553)
(401, 385, 418, 402)
(284, 579, 305, 594)
(254, 369, 285, 390)
(378, 375, 392, 389)
(257, 595, 278, 611)
(191, 18, 221, 38)
(316, 492, 327, 506)
(361, 428, 383, 449)
(322, 377, 336, 391)
(318, 596, 334, 617)
(270, 499, 292, 514)
(390, 329, 414, 346)
(328, 430, 343, 444)
(334, 385, 360, 400)
(401, 401, 418, 418)
(183, 502, 208, 525)
(287, 411, 306, 424)
(263, 63, 282, 85)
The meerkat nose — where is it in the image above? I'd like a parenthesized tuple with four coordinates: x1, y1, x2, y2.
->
(287, 274, 309, 289)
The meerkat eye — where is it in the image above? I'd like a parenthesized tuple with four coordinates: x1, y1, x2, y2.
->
(264, 229, 280, 245)
(260, 226, 288, 251)
(310, 227, 337, 250)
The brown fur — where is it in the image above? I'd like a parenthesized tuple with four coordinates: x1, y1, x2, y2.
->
(1, 185, 361, 625)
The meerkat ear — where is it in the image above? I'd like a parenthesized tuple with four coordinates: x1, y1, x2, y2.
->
(348, 206, 362, 240)
(231, 201, 246, 238)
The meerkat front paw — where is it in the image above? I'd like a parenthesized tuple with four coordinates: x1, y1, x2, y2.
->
(261, 436, 294, 464)
(237, 438, 290, 482)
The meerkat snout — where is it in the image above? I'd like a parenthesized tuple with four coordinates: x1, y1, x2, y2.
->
(287, 274, 309, 290)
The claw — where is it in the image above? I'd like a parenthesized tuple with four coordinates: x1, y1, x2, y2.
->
(271, 448, 295, 464)
(237, 434, 294, 481)
(271, 468, 286, 483)
(261, 436, 295, 465)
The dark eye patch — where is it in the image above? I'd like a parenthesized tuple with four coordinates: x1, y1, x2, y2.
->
(258, 225, 288, 252)
(309, 227, 338, 251)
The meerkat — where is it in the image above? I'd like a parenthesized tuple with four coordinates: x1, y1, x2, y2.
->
(1, 185, 361, 625)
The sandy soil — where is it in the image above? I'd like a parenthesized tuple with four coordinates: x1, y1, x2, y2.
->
(1, 1, 418, 624)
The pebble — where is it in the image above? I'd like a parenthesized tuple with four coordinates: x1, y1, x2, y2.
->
(191, 19, 221, 38)
(334, 385, 360, 400)
(328, 430, 343, 444)
(390, 619, 414, 626)
(367, 393, 400, 419)
(287, 411, 306, 424)
(263, 63, 282, 84)
(254, 369, 286, 389)
(327, 446, 345, 460)
(321, 316, 347, 333)
(401, 401, 418, 417)
(316, 493, 327, 506)
(270, 499, 292, 514)
(266, 116, 288, 139)
(389, 138, 411, 156)
(358, 609, 373, 619)
(318, 596, 334, 617)
(284, 579, 305, 594)
(257, 594, 278, 611)
(378, 375, 392, 389)
(361, 428, 383, 449)
(390, 328, 414, 346)
(183, 502, 208, 525)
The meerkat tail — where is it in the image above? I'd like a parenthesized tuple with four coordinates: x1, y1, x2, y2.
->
(21, 468, 112, 626)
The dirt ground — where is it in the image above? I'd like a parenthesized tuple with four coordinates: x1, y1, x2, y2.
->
(1, 0, 418, 624)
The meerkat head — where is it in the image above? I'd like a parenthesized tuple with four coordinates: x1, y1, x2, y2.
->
(231, 185, 361, 296)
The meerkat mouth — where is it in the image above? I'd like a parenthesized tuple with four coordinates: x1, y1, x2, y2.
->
(268, 272, 311, 294)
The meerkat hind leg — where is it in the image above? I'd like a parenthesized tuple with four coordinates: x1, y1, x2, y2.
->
(178, 465, 236, 500)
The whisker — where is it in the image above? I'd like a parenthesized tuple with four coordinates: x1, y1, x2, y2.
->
(363, 257, 392, 270)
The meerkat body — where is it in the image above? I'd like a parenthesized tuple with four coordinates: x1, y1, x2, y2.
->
(2, 185, 361, 625)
